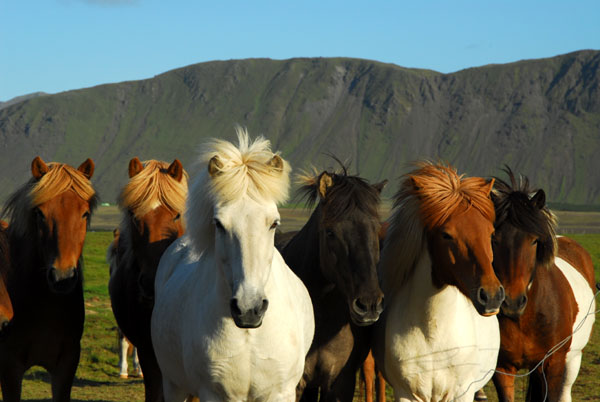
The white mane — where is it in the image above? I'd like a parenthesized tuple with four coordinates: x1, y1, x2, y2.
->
(186, 127, 291, 252)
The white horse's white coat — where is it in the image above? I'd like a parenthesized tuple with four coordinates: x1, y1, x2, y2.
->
(377, 252, 500, 402)
(553, 256, 596, 402)
(151, 130, 314, 402)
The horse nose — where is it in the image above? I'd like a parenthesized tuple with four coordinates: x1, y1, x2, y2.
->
(229, 298, 269, 329)
(351, 296, 384, 326)
(48, 266, 77, 282)
(476, 285, 505, 316)
(47, 267, 79, 294)
(0, 317, 10, 334)
(501, 293, 528, 318)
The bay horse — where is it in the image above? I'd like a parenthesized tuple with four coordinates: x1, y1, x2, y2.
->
(108, 158, 187, 401)
(373, 162, 504, 402)
(279, 165, 387, 401)
(151, 128, 315, 400)
(491, 168, 596, 402)
(0, 156, 97, 402)
(0, 221, 14, 331)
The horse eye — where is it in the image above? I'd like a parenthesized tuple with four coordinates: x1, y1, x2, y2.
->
(325, 229, 335, 238)
(532, 238, 539, 246)
(213, 218, 225, 231)
(174, 213, 181, 221)
(270, 220, 280, 230)
(82, 211, 90, 220)
(442, 232, 453, 240)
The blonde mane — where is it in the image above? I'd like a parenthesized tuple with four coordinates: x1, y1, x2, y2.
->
(380, 162, 495, 294)
(2, 162, 97, 238)
(119, 160, 189, 218)
(186, 127, 291, 252)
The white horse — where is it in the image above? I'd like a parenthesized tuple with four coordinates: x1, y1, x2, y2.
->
(151, 128, 315, 401)
(373, 163, 505, 402)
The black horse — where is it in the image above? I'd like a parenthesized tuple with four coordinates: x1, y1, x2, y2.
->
(278, 164, 386, 401)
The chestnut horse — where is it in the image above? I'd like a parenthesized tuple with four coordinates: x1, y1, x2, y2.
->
(0, 156, 96, 402)
(108, 158, 187, 402)
(491, 168, 596, 402)
(280, 165, 387, 401)
(0, 221, 14, 331)
(373, 162, 504, 401)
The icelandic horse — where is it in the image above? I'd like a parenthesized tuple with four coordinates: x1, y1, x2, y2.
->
(0, 157, 96, 402)
(151, 128, 315, 401)
(491, 168, 596, 402)
(108, 158, 187, 401)
(373, 162, 504, 401)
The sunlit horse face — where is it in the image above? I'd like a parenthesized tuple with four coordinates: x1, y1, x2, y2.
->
(31, 156, 95, 294)
(213, 197, 280, 329)
(208, 154, 285, 329)
(314, 172, 386, 326)
(124, 158, 186, 293)
(428, 202, 505, 317)
(492, 190, 547, 318)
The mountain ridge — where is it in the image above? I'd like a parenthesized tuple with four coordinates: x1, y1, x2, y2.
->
(0, 50, 599, 207)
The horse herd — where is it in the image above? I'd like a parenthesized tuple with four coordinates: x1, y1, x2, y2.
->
(0, 126, 597, 402)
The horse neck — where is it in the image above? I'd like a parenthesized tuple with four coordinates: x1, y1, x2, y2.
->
(281, 205, 327, 290)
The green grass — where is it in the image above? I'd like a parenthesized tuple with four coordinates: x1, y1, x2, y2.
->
(15, 229, 600, 401)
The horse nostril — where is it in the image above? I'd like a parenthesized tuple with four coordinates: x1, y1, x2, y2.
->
(352, 298, 368, 315)
(518, 294, 528, 309)
(230, 298, 242, 317)
(477, 287, 489, 305)
(498, 285, 505, 302)
(255, 299, 269, 316)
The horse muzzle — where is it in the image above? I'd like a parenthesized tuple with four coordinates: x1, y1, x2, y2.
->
(473, 285, 505, 316)
(230, 297, 269, 329)
(47, 266, 79, 294)
(500, 293, 528, 319)
(349, 296, 384, 326)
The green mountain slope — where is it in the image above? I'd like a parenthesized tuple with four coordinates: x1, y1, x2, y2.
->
(1, 51, 599, 207)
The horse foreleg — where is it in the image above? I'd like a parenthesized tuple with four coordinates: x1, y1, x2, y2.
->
(132, 346, 143, 377)
(118, 331, 129, 378)
(530, 352, 571, 402)
(0, 366, 25, 402)
(362, 351, 376, 402)
(50, 343, 80, 402)
(492, 367, 517, 402)
(137, 345, 165, 402)
(375, 368, 386, 402)
(162, 377, 188, 402)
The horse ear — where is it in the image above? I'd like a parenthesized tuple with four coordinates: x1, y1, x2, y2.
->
(318, 172, 334, 199)
(373, 179, 388, 194)
(531, 189, 546, 209)
(78, 158, 95, 179)
(267, 154, 284, 173)
(208, 156, 223, 177)
(128, 157, 144, 178)
(482, 178, 495, 197)
(31, 156, 49, 179)
(167, 159, 184, 182)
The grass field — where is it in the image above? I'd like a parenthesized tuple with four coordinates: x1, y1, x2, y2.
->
(13, 207, 600, 401)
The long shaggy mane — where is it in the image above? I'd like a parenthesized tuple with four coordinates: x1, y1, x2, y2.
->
(296, 164, 381, 223)
(186, 127, 291, 252)
(492, 167, 557, 267)
(2, 162, 98, 238)
(380, 162, 495, 293)
(118, 160, 189, 218)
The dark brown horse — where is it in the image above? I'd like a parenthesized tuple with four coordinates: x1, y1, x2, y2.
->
(0, 156, 97, 402)
(108, 158, 187, 402)
(491, 168, 597, 402)
(279, 165, 386, 401)
(0, 221, 14, 331)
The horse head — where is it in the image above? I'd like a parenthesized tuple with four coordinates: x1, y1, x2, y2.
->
(409, 163, 504, 316)
(29, 156, 97, 294)
(189, 129, 290, 329)
(491, 168, 557, 319)
(301, 168, 386, 326)
(119, 158, 187, 296)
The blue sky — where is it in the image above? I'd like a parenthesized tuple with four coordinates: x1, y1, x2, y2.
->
(1, 0, 599, 101)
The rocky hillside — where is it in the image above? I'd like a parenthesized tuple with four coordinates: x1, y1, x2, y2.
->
(0, 50, 599, 207)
